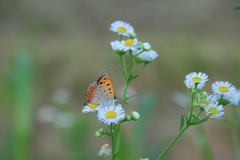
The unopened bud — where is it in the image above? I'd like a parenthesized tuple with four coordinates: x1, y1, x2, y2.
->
(143, 42, 151, 51)
(131, 111, 140, 121)
(129, 32, 136, 39)
(125, 115, 131, 121)
(96, 130, 102, 138)
(99, 128, 104, 133)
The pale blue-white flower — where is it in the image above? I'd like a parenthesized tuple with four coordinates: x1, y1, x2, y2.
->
(110, 20, 134, 37)
(184, 72, 208, 89)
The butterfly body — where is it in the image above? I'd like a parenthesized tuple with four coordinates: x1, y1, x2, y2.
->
(86, 70, 115, 104)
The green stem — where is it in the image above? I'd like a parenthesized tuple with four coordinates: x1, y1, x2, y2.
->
(120, 55, 128, 80)
(130, 62, 137, 76)
(188, 92, 195, 123)
(110, 124, 116, 160)
(156, 124, 190, 160)
(115, 126, 121, 160)
(231, 107, 240, 160)
(115, 51, 138, 159)
(122, 80, 129, 103)
(129, 51, 133, 73)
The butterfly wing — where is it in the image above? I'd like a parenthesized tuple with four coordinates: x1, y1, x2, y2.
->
(85, 82, 97, 103)
(91, 85, 113, 104)
(85, 70, 115, 104)
(96, 70, 115, 99)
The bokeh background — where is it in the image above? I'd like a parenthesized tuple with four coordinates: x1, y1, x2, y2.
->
(0, 0, 240, 160)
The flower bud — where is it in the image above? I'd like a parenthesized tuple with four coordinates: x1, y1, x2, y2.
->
(129, 32, 136, 39)
(125, 115, 131, 121)
(142, 42, 151, 51)
(96, 130, 102, 138)
(130, 111, 140, 120)
(99, 128, 104, 133)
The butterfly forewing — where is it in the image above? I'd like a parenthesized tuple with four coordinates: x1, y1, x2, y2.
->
(96, 73, 115, 99)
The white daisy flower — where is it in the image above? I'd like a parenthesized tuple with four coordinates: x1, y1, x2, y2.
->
(82, 103, 99, 113)
(199, 94, 217, 107)
(135, 50, 158, 63)
(97, 103, 125, 125)
(184, 72, 208, 89)
(227, 90, 240, 106)
(110, 40, 125, 55)
(204, 102, 224, 119)
(121, 38, 138, 52)
(110, 20, 134, 37)
(184, 79, 195, 89)
(212, 81, 236, 98)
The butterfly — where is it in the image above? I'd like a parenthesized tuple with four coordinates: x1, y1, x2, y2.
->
(85, 70, 116, 104)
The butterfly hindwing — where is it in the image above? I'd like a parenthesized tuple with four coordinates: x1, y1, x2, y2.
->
(86, 82, 97, 103)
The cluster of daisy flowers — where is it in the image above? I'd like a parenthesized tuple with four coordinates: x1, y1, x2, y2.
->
(184, 72, 240, 119)
(110, 20, 158, 63)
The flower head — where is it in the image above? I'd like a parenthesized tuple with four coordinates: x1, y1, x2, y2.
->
(121, 38, 138, 52)
(212, 81, 236, 98)
(110, 40, 125, 55)
(199, 94, 217, 107)
(110, 20, 134, 37)
(184, 72, 208, 89)
(97, 102, 125, 125)
(134, 50, 158, 63)
(227, 90, 240, 106)
(82, 103, 99, 113)
(204, 102, 224, 119)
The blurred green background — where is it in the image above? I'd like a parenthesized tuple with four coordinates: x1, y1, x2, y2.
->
(0, 0, 240, 160)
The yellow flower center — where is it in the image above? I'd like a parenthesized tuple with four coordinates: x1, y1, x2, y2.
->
(89, 103, 99, 109)
(117, 26, 127, 33)
(105, 110, 117, 119)
(218, 86, 229, 92)
(200, 99, 209, 105)
(209, 107, 218, 116)
(124, 39, 134, 47)
(191, 77, 202, 83)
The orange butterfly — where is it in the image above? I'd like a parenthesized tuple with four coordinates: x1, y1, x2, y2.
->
(86, 70, 116, 104)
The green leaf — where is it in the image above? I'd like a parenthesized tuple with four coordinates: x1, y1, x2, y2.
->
(190, 117, 208, 125)
(179, 114, 185, 131)
(218, 98, 230, 106)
